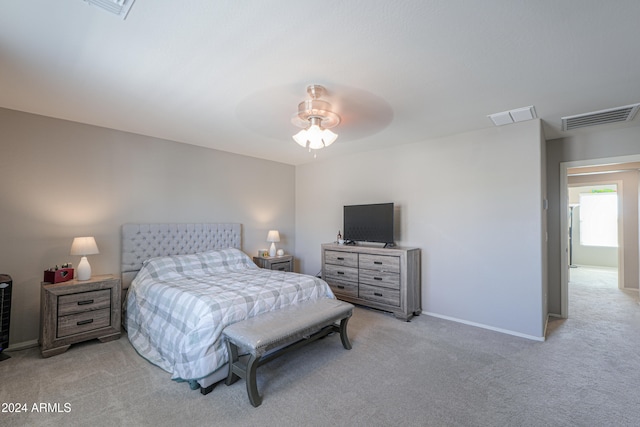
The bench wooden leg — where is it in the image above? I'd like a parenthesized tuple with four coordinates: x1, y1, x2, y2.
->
(339, 316, 352, 350)
(225, 339, 263, 407)
(225, 340, 240, 386)
(245, 353, 262, 407)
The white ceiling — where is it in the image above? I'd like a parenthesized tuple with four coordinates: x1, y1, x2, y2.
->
(2, 1, 640, 165)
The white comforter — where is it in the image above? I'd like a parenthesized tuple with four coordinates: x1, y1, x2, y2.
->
(126, 248, 334, 381)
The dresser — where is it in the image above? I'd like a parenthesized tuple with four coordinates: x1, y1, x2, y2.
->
(40, 274, 121, 357)
(321, 243, 421, 321)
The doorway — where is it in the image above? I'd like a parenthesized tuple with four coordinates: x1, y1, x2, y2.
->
(559, 155, 640, 318)
(567, 182, 621, 291)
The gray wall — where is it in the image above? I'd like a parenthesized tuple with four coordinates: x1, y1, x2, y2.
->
(296, 119, 547, 339)
(546, 124, 640, 315)
(0, 108, 296, 347)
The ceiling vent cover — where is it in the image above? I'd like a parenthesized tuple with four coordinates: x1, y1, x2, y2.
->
(83, 0, 135, 19)
(562, 103, 640, 131)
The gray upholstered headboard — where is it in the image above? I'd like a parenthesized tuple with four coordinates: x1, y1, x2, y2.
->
(121, 223, 242, 289)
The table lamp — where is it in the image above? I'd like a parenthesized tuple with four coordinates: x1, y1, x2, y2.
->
(70, 236, 100, 281)
(267, 230, 280, 257)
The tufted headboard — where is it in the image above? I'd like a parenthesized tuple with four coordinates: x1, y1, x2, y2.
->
(121, 223, 242, 289)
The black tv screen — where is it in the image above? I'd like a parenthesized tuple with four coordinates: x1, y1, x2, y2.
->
(343, 203, 394, 245)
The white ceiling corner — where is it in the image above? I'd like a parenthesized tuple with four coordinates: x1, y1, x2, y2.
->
(1, 1, 640, 165)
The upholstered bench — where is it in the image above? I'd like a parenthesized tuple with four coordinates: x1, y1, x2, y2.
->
(223, 298, 354, 407)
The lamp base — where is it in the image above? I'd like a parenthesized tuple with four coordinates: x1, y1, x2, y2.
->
(76, 256, 92, 281)
(269, 242, 277, 257)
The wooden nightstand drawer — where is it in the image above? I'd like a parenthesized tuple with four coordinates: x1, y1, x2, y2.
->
(359, 254, 400, 273)
(57, 308, 111, 338)
(270, 261, 291, 272)
(359, 284, 400, 307)
(58, 289, 111, 316)
(253, 255, 294, 272)
(325, 250, 358, 268)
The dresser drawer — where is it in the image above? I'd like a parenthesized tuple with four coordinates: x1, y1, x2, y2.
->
(327, 281, 358, 299)
(359, 254, 400, 273)
(359, 284, 400, 307)
(57, 308, 111, 338)
(58, 289, 111, 316)
(325, 250, 358, 268)
(359, 269, 400, 290)
(324, 264, 359, 283)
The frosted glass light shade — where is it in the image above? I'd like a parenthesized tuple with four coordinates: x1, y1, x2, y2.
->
(292, 125, 338, 149)
(293, 129, 309, 147)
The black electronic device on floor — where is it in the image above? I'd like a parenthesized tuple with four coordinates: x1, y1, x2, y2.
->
(0, 274, 12, 361)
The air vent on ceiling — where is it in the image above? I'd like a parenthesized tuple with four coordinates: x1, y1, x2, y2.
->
(561, 103, 640, 131)
(83, 0, 136, 20)
(488, 106, 537, 126)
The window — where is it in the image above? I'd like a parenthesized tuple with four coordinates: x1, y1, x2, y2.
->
(579, 191, 618, 247)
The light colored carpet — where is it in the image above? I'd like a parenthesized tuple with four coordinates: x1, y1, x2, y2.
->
(2, 267, 639, 426)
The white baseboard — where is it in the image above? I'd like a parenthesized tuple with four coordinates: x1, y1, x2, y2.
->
(6, 339, 39, 352)
(424, 311, 546, 342)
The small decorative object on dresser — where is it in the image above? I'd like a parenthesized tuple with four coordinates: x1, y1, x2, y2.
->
(253, 254, 293, 272)
(321, 243, 421, 321)
(40, 274, 121, 357)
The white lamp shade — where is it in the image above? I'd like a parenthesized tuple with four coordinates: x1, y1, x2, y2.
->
(266, 230, 280, 243)
(70, 236, 99, 256)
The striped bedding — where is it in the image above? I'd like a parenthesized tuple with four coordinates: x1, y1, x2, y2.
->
(126, 248, 334, 382)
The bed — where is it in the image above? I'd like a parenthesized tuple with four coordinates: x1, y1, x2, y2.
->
(121, 223, 335, 392)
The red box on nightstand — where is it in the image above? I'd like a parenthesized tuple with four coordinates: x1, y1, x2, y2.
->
(43, 268, 74, 284)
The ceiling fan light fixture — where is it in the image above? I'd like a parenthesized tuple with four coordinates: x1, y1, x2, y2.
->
(292, 117, 338, 150)
(292, 85, 340, 154)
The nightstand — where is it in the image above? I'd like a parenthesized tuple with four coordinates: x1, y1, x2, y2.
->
(40, 274, 121, 358)
(253, 255, 294, 272)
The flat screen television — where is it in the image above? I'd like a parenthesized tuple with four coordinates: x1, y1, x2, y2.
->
(343, 203, 394, 246)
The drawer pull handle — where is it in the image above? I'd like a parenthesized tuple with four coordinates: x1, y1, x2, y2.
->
(337, 285, 345, 289)
(337, 271, 345, 275)
(337, 257, 344, 261)
(277, 267, 286, 271)
(374, 292, 383, 297)
(77, 299, 94, 305)
(77, 319, 94, 326)
(374, 261, 383, 265)
(374, 277, 382, 281)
